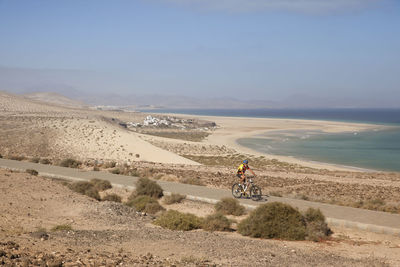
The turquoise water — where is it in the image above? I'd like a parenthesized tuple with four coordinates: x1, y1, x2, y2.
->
(237, 128, 400, 172)
(147, 108, 400, 172)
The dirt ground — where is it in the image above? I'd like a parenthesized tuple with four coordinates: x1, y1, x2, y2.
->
(1, 169, 400, 266)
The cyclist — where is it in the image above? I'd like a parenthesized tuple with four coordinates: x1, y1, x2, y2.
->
(237, 159, 256, 187)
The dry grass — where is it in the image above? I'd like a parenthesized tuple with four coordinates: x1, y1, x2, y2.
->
(102, 193, 122, 203)
(26, 169, 38, 176)
(134, 178, 163, 199)
(163, 193, 186, 205)
(51, 224, 73, 232)
(90, 178, 112, 191)
(126, 195, 165, 214)
(59, 158, 81, 168)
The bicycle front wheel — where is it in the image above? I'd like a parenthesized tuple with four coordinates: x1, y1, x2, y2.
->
(232, 183, 243, 198)
(250, 185, 262, 201)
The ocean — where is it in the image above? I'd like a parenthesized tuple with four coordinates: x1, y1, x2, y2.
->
(146, 108, 400, 172)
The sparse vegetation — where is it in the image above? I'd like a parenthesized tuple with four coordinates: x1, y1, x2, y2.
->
(163, 193, 186, 205)
(126, 195, 165, 214)
(303, 208, 331, 241)
(68, 181, 101, 200)
(238, 202, 307, 240)
(26, 169, 38, 176)
(90, 178, 112, 191)
(154, 210, 203, 231)
(134, 177, 163, 199)
(103, 161, 117, 168)
(9, 155, 26, 161)
(102, 193, 122, 203)
(59, 158, 81, 168)
(215, 198, 245, 216)
(202, 213, 231, 232)
(51, 224, 73, 232)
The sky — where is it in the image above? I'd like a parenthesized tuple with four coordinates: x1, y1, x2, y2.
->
(0, 0, 399, 107)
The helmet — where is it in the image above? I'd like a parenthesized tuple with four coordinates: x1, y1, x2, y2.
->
(243, 160, 249, 164)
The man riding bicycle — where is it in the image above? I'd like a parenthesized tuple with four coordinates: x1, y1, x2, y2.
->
(237, 159, 256, 186)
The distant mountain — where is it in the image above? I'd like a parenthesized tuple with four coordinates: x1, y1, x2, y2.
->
(23, 92, 87, 108)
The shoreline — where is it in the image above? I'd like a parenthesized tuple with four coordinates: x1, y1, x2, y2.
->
(152, 112, 390, 172)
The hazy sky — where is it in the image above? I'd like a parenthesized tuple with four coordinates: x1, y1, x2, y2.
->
(0, 0, 399, 105)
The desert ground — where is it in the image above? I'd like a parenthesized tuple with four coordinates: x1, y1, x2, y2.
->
(1, 90, 400, 265)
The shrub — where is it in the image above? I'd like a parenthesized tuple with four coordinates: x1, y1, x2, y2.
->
(180, 177, 204, 186)
(9, 155, 25, 161)
(26, 169, 38, 176)
(154, 210, 203, 231)
(215, 198, 245, 216)
(202, 213, 231, 232)
(102, 193, 122, 203)
(93, 166, 100, 171)
(238, 202, 306, 240)
(30, 157, 40, 163)
(51, 224, 72, 231)
(303, 208, 331, 241)
(126, 195, 164, 214)
(59, 158, 81, 168)
(90, 178, 112, 191)
(0, 154, 2, 158)
(69, 181, 100, 200)
(164, 193, 186, 205)
(110, 168, 121, 174)
(135, 178, 163, 199)
(104, 161, 117, 168)
(39, 158, 51, 164)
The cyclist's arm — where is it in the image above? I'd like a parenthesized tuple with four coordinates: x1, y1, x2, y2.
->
(248, 168, 256, 177)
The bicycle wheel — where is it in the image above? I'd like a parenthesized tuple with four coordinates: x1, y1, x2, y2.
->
(250, 185, 262, 201)
(232, 183, 243, 198)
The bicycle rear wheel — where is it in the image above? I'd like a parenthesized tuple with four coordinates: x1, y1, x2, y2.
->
(232, 183, 243, 198)
(250, 185, 262, 201)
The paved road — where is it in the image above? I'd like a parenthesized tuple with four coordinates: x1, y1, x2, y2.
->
(1, 158, 399, 236)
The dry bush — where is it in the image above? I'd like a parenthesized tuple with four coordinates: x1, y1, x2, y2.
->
(303, 208, 331, 241)
(51, 224, 72, 232)
(93, 166, 100, 171)
(68, 181, 101, 201)
(126, 195, 165, 214)
(26, 169, 38, 176)
(30, 157, 40, 163)
(202, 213, 231, 232)
(164, 193, 186, 205)
(110, 168, 121, 174)
(154, 210, 203, 231)
(39, 158, 51, 165)
(90, 178, 112, 191)
(180, 177, 204, 186)
(215, 198, 245, 216)
(238, 202, 307, 240)
(102, 193, 122, 203)
(135, 177, 163, 199)
(9, 155, 26, 161)
(59, 158, 81, 168)
(103, 161, 117, 168)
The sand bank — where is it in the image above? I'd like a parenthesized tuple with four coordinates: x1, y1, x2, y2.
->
(159, 113, 387, 171)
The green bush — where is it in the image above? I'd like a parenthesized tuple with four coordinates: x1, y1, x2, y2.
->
(238, 202, 306, 240)
(154, 210, 203, 231)
(59, 158, 81, 168)
(164, 193, 186, 205)
(69, 181, 100, 200)
(215, 198, 245, 216)
(90, 178, 112, 191)
(202, 213, 231, 232)
(26, 169, 39, 176)
(135, 178, 163, 199)
(126, 195, 165, 214)
(102, 193, 122, 203)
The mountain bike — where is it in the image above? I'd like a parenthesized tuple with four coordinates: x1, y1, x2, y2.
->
(232, 176, 262, 201)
